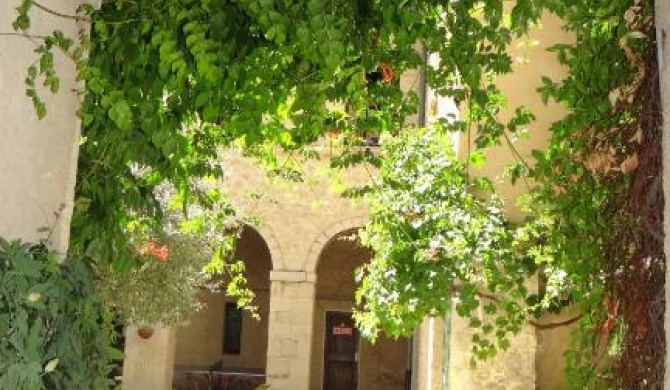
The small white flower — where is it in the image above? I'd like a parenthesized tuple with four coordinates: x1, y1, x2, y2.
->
(44, 358, 59, 373)
(27, 292, 42, 302)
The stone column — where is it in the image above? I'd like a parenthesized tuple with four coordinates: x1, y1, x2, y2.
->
(122, 325, 176, 390)
(266, 270, 317, 390)
(658, 1, 670, 389)
(412, 317, 444, 390)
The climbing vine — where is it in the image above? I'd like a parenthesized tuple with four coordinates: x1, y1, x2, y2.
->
(10, 0, 664, 388)
(356, 0, 663, 388)
(532, 1, 664, 387)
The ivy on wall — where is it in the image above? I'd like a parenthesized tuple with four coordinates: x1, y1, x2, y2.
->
(356, 0, 663, 388)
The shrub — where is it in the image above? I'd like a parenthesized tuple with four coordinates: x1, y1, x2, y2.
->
(0, 238, 118, 389)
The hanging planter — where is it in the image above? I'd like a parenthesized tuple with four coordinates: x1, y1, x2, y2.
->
(137, 325, 154, 339)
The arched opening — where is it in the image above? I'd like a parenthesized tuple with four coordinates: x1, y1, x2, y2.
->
(310, 229, 410, 390)
(173, 226, 272, 389)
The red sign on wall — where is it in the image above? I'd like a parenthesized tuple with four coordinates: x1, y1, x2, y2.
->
(333, 323, 353, 336)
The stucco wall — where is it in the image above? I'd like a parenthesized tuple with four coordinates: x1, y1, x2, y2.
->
(0, 0, 83, 253)
(457, 13, 571, 222)
(123, 325, 177, 390)
(449, 13, 574, 390)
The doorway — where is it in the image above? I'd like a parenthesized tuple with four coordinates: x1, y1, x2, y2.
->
(323, 311, 359, 390)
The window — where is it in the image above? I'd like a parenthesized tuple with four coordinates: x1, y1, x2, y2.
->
(223, 302, 242, 355)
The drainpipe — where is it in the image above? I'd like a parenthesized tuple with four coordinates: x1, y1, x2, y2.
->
(418, 43, 428, 128)
(420, 39, 456, 390)
(426, 317, 435, 390)
(405, 337, 413, 390)
(441, 297, 452, 390)
(418, 42, 434, 390)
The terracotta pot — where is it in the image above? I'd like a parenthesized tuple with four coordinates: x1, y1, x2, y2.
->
(325, 129, 341, 137)
(137, 326, 154, 339)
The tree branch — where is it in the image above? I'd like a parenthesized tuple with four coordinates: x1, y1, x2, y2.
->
(529, 314, 583, 330)
(450, 286, 583, 330)
(31, 1, 91, 22)
(0, 32, 48, 40)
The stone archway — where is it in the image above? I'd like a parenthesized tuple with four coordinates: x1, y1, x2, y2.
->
(173, 225, 273, 388)
(304, 216, 368, 274)
(309, 228, 410, 390)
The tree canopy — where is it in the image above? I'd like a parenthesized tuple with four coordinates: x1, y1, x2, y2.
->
(11, 0, 663, 388)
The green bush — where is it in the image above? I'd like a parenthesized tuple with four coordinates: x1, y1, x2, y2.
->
(0, 238, 118, 389)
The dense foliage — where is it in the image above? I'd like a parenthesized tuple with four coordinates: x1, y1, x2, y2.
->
(14, 0, 429, 268)
(356, 127, 535, 360)
(530, 1, 663, 386)
(96, 202, 255, 326)
(11, 0, 663, 388)
(355, 0, 662, 388)
(0, 239, 118, 389)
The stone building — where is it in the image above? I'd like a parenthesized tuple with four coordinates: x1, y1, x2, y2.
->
(5, 2, 669, 390)
(121, 13, 577, 390)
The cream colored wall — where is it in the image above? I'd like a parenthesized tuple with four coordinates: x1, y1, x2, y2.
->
(414, 315, 535, 390)
(449, 315, 537, 390)
(221, 148, 371, 273)
(457, 13, 571, 222)
(534, 311, 579, 390)
(174, 291, 270, 368)
(359, 335, 409, 390)
(448, 12, 573, 390)
(0, 0, 84, 254)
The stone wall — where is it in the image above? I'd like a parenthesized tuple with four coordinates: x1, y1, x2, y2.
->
(119, 11, 576, 390)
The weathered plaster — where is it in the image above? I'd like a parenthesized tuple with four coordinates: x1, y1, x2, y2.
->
(0, 0, 83, 253)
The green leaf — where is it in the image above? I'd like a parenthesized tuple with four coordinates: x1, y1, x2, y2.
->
(108, 100, 133, 131)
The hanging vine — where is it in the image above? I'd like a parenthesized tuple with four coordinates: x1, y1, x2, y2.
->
(9, 0, 665, 388)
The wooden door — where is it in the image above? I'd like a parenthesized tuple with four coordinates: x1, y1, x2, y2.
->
(323, 311, 359, 390)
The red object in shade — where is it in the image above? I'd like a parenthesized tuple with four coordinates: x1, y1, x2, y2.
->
(140, 242, 169, 262)
(378, 63, 395, 82)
